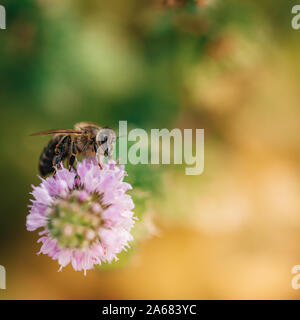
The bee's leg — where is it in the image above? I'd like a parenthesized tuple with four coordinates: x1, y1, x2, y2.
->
(52, 135, 70, 175)
(68, 141, 77, 171)
(94, 142, 98, 153)
(68, 155, 76, 171)
(54, 155, 63, 166)
(93, 142, 102, 170)
(53, 155, 63, 176)
(94, 143, 104, 170)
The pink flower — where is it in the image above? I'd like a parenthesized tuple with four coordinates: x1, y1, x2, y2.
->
(27, 157, 135, 275)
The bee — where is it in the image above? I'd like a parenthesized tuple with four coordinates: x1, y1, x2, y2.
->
(30, 122, 116, 177)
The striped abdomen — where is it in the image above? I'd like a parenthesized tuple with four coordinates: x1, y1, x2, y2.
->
(39, 135, 70, 176)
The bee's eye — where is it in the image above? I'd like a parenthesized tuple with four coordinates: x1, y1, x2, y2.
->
(101, 136, 108, 143)
(96, 129, 116, 146)
(84, 130, 89, 134)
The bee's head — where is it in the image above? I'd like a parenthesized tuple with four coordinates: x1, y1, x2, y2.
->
(96, 128, 116, 158)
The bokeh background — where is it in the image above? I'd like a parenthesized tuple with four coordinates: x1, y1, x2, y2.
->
(1, 0, 300, 299)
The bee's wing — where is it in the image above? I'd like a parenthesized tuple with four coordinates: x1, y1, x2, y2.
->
(29, 129, 84, 136)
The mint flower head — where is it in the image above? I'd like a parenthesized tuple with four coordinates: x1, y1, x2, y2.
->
(27, 158, 135, 275)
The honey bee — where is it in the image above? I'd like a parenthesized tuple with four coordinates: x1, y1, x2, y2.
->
(30, 122, 116, 177)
